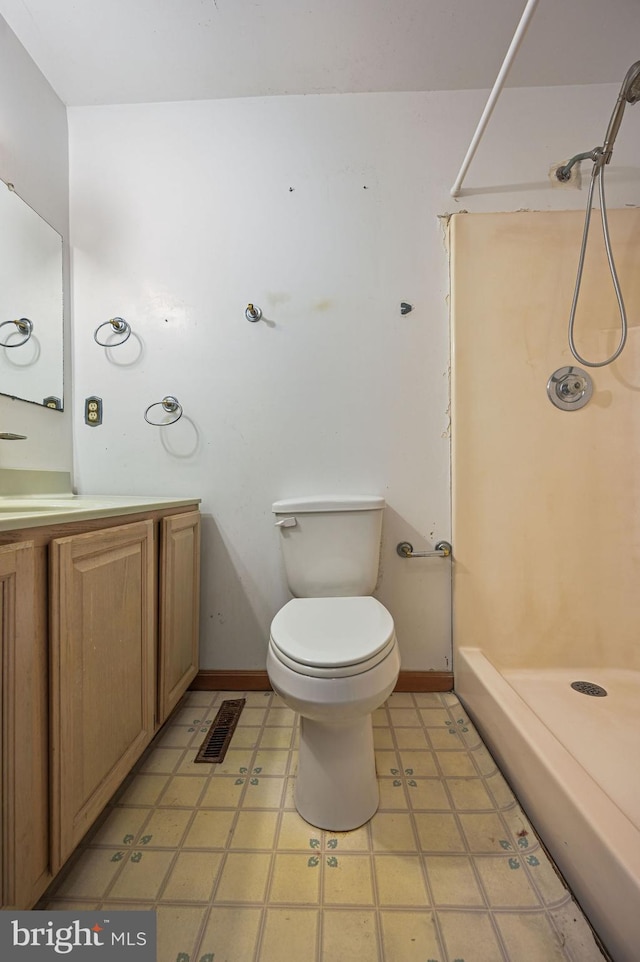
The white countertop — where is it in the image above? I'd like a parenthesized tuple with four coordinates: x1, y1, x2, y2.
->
(0, 494, 201, 531)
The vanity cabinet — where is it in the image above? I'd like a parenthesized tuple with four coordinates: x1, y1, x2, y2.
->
(0, 503, 200, 905)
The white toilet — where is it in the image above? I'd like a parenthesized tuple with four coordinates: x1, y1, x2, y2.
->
(266, 495, 400, 831)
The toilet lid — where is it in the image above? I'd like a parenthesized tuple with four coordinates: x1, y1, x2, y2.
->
(270, 597, 395, 670)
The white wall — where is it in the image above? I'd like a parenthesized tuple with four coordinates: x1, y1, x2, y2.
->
(0, 17, 71, 471)
(68, 84, 640, 672)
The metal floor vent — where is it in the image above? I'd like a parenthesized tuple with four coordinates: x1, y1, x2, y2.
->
(570, 681, 608, 697)
(194, 698, 246, 763)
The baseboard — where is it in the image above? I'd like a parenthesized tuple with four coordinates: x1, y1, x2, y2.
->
(190, 670, 270, 691)
(191, 669, 454, 693)
(395, 671, 453, 692)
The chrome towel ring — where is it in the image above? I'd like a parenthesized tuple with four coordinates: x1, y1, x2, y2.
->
(144, 396, 183, 425)
(0, 318, 33, 348)
(94, 317, 132, 347)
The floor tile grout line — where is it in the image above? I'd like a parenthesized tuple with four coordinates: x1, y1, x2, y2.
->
(185, 688, 276, 962)
(419, 693, 463, 962)
(189, 690, 285, 962)
(434, 696, 514, 959)
(442, 695, 531, 962)
(252, 760, 290, 962)
(418, 700, 495, 927)
(365, 818, 385, 962)
(382, 695, 447, 962)
(440, 696, 514, 957)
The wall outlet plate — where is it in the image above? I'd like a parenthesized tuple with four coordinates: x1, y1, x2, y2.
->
(85, 396, 103, 426)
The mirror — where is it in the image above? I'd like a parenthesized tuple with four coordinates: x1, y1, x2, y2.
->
(0, 180, 64, 410)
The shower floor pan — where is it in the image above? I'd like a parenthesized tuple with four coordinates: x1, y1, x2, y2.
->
(455, 647, 640, 962)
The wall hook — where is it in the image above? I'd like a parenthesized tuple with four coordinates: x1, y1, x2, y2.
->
(245, 303, 263, 322)
(400, 302, 413, 315)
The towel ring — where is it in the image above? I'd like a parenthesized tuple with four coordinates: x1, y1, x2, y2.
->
(94, 317, 132, 347)
(144, 396, 183, 426)
(0, 318, 33, 348)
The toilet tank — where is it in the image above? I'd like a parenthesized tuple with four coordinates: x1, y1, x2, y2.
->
(272, 495, 385, 598)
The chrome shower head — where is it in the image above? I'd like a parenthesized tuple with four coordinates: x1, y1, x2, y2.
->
(621, 60, 640, 104)
(556, 59, 640, 181)
(602, 60, 640, 161)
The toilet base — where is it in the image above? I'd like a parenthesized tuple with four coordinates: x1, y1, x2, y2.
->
(295, 714, 379, 831)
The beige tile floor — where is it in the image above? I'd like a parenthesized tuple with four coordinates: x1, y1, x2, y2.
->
(40, 690, 608, 962)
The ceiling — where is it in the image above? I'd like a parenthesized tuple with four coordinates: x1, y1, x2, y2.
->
(0, 0, 638, 106)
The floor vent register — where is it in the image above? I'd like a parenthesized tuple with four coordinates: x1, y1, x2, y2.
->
(194, 698, 246, 763)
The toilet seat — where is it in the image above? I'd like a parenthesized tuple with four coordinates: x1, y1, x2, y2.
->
(269, 596, 396, 678)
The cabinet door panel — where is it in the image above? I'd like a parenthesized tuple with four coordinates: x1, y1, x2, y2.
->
(158, 512, 200, 724)
(50, 521, 155, 871)
(0, 541, 40, 909)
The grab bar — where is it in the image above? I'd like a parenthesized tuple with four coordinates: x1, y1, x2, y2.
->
(397, 540, 452, 559)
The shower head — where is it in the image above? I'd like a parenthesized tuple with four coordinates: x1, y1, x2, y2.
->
(621, 60, 640, 104)
(556, 59, 640, 181)
(601, 60, 640, 162)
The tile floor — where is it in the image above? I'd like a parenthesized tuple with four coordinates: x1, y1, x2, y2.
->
(40, 690, 608, 962)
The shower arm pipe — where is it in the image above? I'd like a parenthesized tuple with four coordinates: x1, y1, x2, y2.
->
(556, 147, 603, 181)
(450, 0, 540, 198)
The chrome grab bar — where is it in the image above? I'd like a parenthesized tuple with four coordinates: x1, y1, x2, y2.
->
(397, 540, 452, 559)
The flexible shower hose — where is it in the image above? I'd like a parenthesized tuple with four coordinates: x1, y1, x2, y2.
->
(567, 161, 628, 368)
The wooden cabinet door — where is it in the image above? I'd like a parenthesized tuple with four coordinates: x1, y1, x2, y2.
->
(158, 511, 200, 725)
(0, 541, 46, 909)
(50, 521, 155, 871)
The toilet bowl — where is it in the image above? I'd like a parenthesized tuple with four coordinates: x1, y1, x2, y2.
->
(267, 494, 400, 830)
(268, 595, 400, 830)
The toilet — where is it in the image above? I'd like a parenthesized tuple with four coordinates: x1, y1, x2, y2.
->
(266, 495, 400, 831)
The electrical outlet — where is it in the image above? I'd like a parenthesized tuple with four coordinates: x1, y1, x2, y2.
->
(85, 396, 103, 426)
(43, 396, 62, 410)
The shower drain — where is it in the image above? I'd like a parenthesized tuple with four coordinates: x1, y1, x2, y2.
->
(570, 681, 608, 697)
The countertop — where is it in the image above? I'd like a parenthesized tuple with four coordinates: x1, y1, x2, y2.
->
(0, 494, 201, 531)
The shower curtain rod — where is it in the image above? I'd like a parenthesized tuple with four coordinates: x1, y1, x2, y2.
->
(450, 0, 540, 198)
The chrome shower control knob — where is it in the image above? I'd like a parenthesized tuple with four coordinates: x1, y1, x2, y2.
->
(547, 366, 593, 411)
(559, 375, 586, 396)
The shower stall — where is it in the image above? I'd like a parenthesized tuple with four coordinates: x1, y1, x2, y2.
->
(450, 209, 640, 962)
